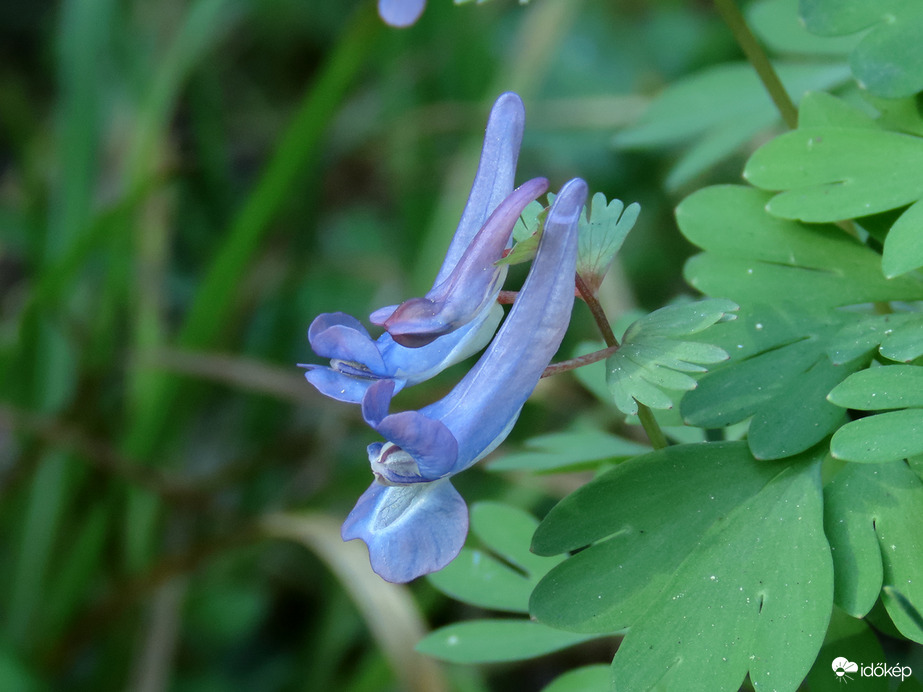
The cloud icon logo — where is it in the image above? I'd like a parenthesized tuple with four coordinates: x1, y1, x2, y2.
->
(832, 657, 859, 681)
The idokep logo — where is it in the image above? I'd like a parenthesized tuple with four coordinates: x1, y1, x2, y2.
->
(831, 656, 912, 684)
(832, 657, 858, 682)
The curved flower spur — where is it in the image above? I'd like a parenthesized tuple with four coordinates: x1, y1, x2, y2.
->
(303, 93, 542, 403)
(342, 178, 588, 583)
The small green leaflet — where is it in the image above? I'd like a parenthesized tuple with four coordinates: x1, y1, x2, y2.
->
(828, 365, 923, 464)
(604, 299, 737, 416)
(499, 192, 639, 289)
(576, 192, 639, 293)
(421, 503, 606, 663)
(824, 461, 923, 643)
(799, 0, 923, 98)
(530, 442, 832, 692)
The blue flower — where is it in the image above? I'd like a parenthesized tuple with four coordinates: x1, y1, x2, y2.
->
(342, 178, 588, 582)
(378, 0, 426, 27)
(303, 93, 538, 403)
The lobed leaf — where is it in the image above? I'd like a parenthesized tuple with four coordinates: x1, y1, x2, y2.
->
(576, 192, 640, 293)
(531, 443, 831, 692)
(824, 461, 923, 643)
(678, 186, 923, 306)
(800, 0, 923, 98)
(681, 303, 864, 460)
(604, 299, 737, 416)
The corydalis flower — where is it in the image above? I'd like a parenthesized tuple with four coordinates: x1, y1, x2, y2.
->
(342, 178, 588, 583)
(303, 93, 530, 403)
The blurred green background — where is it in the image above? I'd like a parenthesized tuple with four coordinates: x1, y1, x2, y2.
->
(0, 0, 743, 689)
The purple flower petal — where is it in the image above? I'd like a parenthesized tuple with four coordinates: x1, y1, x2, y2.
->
(377, 0, 426, 27)
(362, 380, 458, 480)
(380, 177, 549, 348)
(342, 478, 468, 583)
(424, 178, 588, 472)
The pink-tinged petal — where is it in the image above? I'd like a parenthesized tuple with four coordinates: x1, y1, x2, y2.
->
(342, 478, 468, 583)
(381, 178, 548, 348)
(377, 0, 426, 27)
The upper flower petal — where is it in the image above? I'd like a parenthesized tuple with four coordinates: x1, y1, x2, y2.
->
(433, 92, 526, 287)
(341, 478, 469, 583)
(377, 0, 426, 27)
(370, 92, 526, 330)
(380, 177, 549, 347)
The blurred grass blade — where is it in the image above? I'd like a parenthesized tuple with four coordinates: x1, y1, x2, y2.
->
(260, 512, 449, 692)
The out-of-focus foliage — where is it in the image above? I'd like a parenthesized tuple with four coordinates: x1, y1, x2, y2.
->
(4, 0, 923, 691)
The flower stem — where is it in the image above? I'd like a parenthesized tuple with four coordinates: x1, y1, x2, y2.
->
(574, 273, 668, 449)
(713, 0, 798, 129)
(541, 344, 619, 378)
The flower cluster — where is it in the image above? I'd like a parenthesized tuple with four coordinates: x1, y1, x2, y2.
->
(304, 93, 587, 582)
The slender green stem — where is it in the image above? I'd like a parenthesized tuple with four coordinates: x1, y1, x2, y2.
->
(713, 0, 798, 129)
(574, 274, 668, 449)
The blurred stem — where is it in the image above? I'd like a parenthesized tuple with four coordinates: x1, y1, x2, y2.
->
(575, 273, 668, 450)
(713, 0, 798, 130)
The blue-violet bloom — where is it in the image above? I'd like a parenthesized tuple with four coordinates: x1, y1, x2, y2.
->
(304, 93, 535, 403)
(341, 178, 588, 583)
(378, 0, 426, 27)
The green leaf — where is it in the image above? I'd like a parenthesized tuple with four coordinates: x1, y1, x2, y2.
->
(744, 128, 923, 221)
(576, 192, 639, 292)
(883, 199, 923, 277)
(427, 503, 564, 613)
(677, 186, 923, 306)
(824, 461, 923, 642)
(415, 620, 598, 664)
(826, 312, 923, 364)
(615, 62, 850, 148)
(830, 409, 923, 463)
(796, 90, 880, 129)
(749, 0, 863, 56)
(541, 665, 610, 692)
(531, 442, 789, 632)
(614, 62, 850, 188)
(489, 428, 649, 473)
(498, 202, 546, 266)
(608, 459, 831, 692)
(800, 0, 923, 98)
(680, 304, 863, 460)
(604, 299, 737, 416)
(531, 443, 830, 691)
(828, 365, 923, 410)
